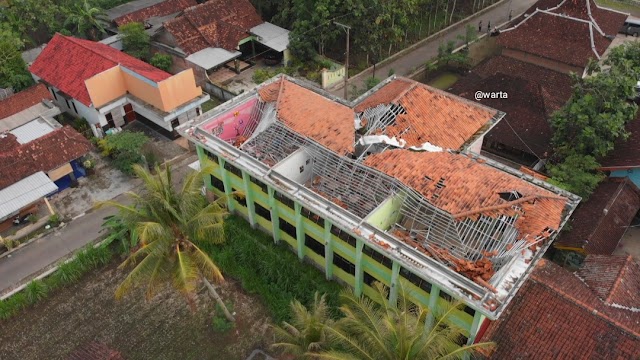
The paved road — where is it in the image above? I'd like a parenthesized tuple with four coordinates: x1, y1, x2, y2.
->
(331, 0, 538, 97)
(0, 199, 121, 293)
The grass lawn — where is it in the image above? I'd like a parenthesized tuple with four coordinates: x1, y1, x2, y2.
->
(596, 0, 640, 16)
(201, 98, 223, 113)
(0, 261, 273, 360)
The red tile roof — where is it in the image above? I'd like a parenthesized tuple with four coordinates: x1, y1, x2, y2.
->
(0, 126, 92, 189)
(30, 34, 171, 106)
(163, 0, 262, 54)
(555, 178, 640, 254)
(600, 114, 640, 169)
(113, 0, 197, 27)
(483, 259, 640, 359)
(68, 342, 124, 360)
(452, 56, 573, 156)
(498, 11, 613, 67)
(578, 255, 640, 309)
(354, 78, 499, 150)
(0, 84, 53, 120)
(363, 150, 568, 239)
(267, 78, 355, 155)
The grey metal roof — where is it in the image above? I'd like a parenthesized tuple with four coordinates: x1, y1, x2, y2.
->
(10, 118, 58, 144)
(185, 47, 241, 70)
(0, 171, 58, 221)
(105, 0, 165, 20)
(0, 102, 61, 133)
(250, 22, 290, 52)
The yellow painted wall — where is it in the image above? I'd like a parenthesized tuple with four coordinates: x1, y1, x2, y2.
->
(85, 67, 127, 108)
(121, 71, 166, 110)
(157, 69, 202, 112)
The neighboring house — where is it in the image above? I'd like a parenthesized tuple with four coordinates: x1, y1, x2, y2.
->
(0, 126, 91, 231)
(179, 74, 578, 343)
(452, 56, 573, 167)
(110, 0, 291, 86)
(498, 0, 627, 74)
(480, 257, 640, 359)
(29, 34, 209, 138)
(601, 113, 640, 187)
(0, 83, 61, 134)
(554, 178, 640, 255)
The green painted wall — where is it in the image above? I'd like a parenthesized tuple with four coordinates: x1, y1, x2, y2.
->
(204, 154, 478, 337)
(365, 193, 404, 231)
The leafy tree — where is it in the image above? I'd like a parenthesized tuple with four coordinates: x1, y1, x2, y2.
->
(0, 28, 34, 91)
(96, 131, 150, 174)
(63, 0, 108, 40)
(119, 22, 150, 60)
(457, 24, 477, 49)
(271, 292, 335, 358)
(1, 0, 60, 45)
(550, 70, 637, 160)
(149, 53, 173, 72)
(547, 153, 604, 199)
(96, 163, 234, 321)
(435, 40, 468, 68)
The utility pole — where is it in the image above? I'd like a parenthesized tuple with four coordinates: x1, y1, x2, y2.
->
(334, 21, 351, 99)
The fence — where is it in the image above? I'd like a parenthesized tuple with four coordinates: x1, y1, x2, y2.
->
(204, 81, 238, 102)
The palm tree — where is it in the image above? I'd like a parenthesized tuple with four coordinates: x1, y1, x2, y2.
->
(319, 282, 494, 360)
(63, 0, 108, 40)
(271, 292, 335, 359)
(97, 163, 234, 321)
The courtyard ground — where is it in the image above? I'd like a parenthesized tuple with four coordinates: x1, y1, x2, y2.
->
(0, 261, 274, 360)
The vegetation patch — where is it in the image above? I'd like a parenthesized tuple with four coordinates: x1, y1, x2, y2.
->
(206, 216, 343, 322)
(96, 131, 150, 175)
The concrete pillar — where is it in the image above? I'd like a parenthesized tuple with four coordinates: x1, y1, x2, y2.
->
(241, 171, 256, 228)
(294, 202, 304, 260)
(324, 219, 334, 280)
(426, 284, 440, 330)
(195, 145, 212, 188)
(389, 261, 401, 307)
(466, 311, 484, 345)
(267, 186, 280, 244)
(354, 238, 364, 297)
(218, 159, 235, 212)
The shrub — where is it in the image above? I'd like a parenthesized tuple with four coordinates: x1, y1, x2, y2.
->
(97, 131, 150, 175)
(55, 261, 84, 285)
(211, 302, 235, 332)
(150, 53, 173, 72)
(119, 22, 150, 60)
(48, 214, 61, 227)
(26, 214, 38, 224)
(24, 280, 48, 304)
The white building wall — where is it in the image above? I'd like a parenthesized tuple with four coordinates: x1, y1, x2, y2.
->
(273, 147, 314, 184)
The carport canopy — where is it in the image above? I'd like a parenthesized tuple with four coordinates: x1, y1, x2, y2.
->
(0, 171, 58, 221)
(250, 22, 290, 52)
(185, 48, 242, 71)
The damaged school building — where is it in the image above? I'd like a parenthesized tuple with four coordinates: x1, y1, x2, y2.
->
(179, 75, 580, 343)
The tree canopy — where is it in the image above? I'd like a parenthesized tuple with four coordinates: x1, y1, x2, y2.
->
(119, 22, 151, 60)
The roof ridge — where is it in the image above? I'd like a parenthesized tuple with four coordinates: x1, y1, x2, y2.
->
(533, 271, 640, 338)
(604, 255, 634, 304)
(452, 193, 565, 219)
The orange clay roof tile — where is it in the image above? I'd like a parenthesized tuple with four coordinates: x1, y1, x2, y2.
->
(363, 150, 567, 237)
(354, 78, 498, 150)
(275, 80, 354, 155)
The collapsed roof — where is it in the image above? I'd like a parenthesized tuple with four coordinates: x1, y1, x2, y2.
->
(181, 75, 579, 317)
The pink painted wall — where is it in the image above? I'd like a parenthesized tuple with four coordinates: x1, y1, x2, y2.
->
(201, 98, 257, 141)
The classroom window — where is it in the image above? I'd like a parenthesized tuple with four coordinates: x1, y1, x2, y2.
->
(279, 218, 297, 239)
(463, 305, 475, 316)
(305, 234, 325, 256)
(400, 267, 432, 293)
(330, 225, 356, 248)
(210, 175, 225, 192)
(224, 161, 242, 177)
(232, 187, 247, 207)
(254, 202, 271, 221)
(204, 149, 218, 163)
(363, 245, 393, 269)
(363, 271, 376, 287)
(275, 191, 295, 209)
(250, 176, 268, 193)
(301, 207, 324, 227)
(333, 252, 355, 276)
(439, 290, 453, 302)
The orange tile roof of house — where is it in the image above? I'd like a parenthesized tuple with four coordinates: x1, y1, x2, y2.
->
(363, 150, 567, 238)
(483, 259, 640, 359)
(354, 78, 499, 150)
(113, 0, 197, 27)
(577, 255, 640, 310)
(274, 79, 354, 155)
(0, 83, 52, 120)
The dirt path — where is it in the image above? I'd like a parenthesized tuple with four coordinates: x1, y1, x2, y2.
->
(0, 262, 273, 360)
